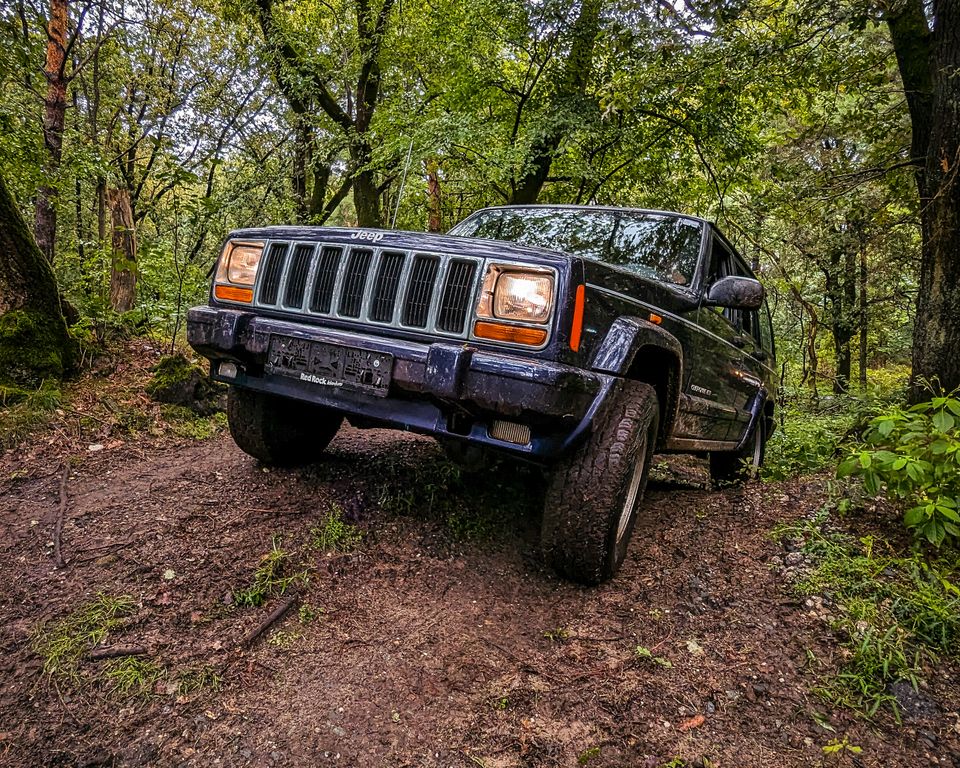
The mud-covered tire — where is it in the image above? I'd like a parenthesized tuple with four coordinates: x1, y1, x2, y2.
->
(541, 381, 659, 585)
(709, 418, 766, 488)
(226, 387, 343, 466)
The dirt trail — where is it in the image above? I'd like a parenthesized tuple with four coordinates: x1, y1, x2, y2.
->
(0, 427, 957, 767)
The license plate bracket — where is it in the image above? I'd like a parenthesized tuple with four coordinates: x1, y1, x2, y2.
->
(265, 336, 393, 397)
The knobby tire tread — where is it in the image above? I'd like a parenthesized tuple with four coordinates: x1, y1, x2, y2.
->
(541, 381, 659, 585)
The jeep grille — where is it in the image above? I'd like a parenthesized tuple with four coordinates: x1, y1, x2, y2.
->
(253, 240, 482, 338)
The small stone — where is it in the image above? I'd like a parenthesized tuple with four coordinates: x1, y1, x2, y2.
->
(785, 552, 804, 566)
(87, 443, 104, 452)
(705, 701, 716, 715)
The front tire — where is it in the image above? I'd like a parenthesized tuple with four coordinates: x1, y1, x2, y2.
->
(709, 417, 766, 487)
(541, 381, 659, 585)
(227, 387, 343, 466)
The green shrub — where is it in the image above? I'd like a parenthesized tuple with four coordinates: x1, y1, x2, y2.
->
(839, 393, 960, 546)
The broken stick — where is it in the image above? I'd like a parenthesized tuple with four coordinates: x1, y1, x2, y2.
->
(240, 593, 299, 649)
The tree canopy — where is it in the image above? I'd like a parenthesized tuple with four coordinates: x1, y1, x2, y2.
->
(0, 0, 956, 396)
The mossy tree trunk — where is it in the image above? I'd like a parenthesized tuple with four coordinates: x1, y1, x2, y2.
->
(107, 186, 137, 313)
(0, 173, 74, 388)
(34, 0, 69, 263)
(888, 1, 960, 400)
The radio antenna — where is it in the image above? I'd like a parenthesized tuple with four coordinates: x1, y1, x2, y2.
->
(392, 140, 414, 229)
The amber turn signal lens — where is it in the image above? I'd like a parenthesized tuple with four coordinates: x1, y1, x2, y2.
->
(474, 321, 548, 346)
(570, 284, 585, 352)
(214, 284, 254, 303)
(648, 313, 663, 325)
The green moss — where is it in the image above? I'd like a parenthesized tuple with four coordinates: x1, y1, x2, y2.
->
(160, 405, 227, 439)
(146, 354, 223, 413)
(0, 383, 61, 448)
(0, 309, 75, 388)
(145, 355, 200, 398)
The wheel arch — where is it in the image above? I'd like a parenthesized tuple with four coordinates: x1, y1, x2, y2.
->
(591, 317, 683, 447)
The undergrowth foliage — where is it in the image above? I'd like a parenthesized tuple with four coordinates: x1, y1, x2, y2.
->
(839, 393, 960, 546)
(776, 510, 960, 718)
(761, 390, 900, 481)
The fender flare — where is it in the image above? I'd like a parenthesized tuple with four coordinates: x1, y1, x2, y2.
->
(590, 316, 684, 442)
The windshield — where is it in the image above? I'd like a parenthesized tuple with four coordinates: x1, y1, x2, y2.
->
(450, 207, 704, 286)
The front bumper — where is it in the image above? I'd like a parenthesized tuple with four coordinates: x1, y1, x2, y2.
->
(187, 306, 615, 461)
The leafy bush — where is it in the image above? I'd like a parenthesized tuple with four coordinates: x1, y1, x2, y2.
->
(839, 394, 960, 546)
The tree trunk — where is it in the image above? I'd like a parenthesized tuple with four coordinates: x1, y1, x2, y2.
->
(426, 158, 442, 232)
(888, 1, 960, 399)
(351, 140, 381, 228)
(509, 0, 602, 204)
(107, 187, 137, 313)
(34, 0, 69, 264)
(858, 242, 868, 390)
(0, 173, 73, 389)
(292, 118, 310, 223)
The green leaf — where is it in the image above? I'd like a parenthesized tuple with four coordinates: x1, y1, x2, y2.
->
(925, 521, 944, 547)
(859, 451, 872, 469)
(936, 506, 960, 522)
(904, 506, 927, 527)
(837, 457, 858, 478)
(932, 410, 955, 432)
(877, 419, 895, 437)
(946, 399, 960, 417)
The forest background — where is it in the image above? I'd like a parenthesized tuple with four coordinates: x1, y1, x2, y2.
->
(2, 0, 950, 398)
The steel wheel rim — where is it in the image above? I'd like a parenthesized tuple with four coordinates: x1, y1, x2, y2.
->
(617, 435, 647, 544)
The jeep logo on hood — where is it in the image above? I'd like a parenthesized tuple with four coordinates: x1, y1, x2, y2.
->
(350, 230, 384, 243)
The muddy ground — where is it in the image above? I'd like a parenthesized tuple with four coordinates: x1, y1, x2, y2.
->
(0, 349, 958, 767)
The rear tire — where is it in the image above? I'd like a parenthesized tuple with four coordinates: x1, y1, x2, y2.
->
(709, 417, 766, 487)
(541, 381, 659, 585)
(227, 387, 343, 466)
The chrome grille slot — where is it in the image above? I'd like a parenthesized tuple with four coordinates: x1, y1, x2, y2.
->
(283, 243, 314, 309)
(370, 251, 406, 322)
(436, 259, 477, 333)
(310, 246, 343, 313)
(338, 248, 373, 318)
(258, 242, 288, 305)
(255, 238, 487, 340)
(402, 255, 440, 328)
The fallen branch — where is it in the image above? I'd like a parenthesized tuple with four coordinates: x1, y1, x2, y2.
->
(240, 593, 299, 649)
(54, 463, 69, 568)
(88, 645, 148, 660)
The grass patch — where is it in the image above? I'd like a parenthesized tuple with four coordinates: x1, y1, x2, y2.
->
(310, 504, 362, 552)
(0, 384, 61, 449)
(160, 405, 226, 440)
(234, 536, 305, 608)
(101, 656, 165, 696)
(762, 383, 906, 481)
(776, 511, 960, 717)
(177, 664, 223, 694)
(33, 593, 137, 680)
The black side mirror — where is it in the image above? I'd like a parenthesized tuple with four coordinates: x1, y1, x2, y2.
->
(704, 275, 764, 310)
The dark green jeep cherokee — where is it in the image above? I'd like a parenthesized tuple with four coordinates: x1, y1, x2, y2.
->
(189, 205, 777, 584)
